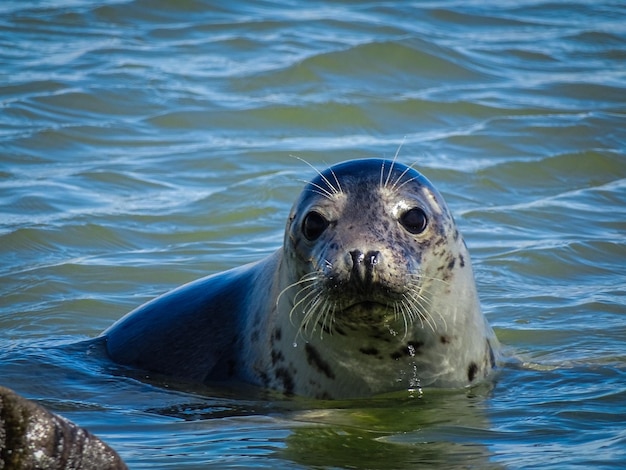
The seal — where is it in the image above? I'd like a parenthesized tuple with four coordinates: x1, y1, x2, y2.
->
(102, 158, 498, 399)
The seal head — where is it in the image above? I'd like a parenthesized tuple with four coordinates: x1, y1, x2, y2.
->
(256, 158, 498, 397)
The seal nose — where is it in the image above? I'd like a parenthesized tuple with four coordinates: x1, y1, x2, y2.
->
(349, 250, 380, 286)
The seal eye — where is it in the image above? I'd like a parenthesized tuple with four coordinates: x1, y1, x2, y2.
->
(302, 211, 329, 241)
(400, 207, 428, 234)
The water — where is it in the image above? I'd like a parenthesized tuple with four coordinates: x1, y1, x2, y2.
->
(1, 0, 625, 468)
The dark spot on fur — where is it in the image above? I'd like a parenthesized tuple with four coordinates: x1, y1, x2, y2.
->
(335, 326, 347, 336)
(447, 257, 455, 270)
(359, 346, 379, 356)
(305, 344, 335, 379)
(440, 335, 451, 344)
(391, 341, 424, 360)
(487, 339, 496, 368)
(292, 237, 301, 250)
(273, 328, 282, 341)
(271, 349, 284, 366)
(275, 367, 294, 395)
(369, 329, 392, 342)
(459, 254, 465, 268)
(468, 362, 478, 382)
(258, 371, 270, 387)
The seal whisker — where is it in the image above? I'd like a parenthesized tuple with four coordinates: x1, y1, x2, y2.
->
(383, 157, 395, 190)
(408, 284, 439, 331)
(402, 293, 426, 330)
(300, 292, 327, 338)
(290, 279, 320, 306)
(393, 299, 410, 340)
(404, 289, 438, 333)
(393, 175, 422, 193)
(389, 165, 414, 192)
(407, 272, 451, 287)
(307, 181, 337, 200)
(311, 257, 333, 273)
(290, 288, 325, 345)
(276, 272, 320, 307)
(304, 295, 324, 335)
(407, 276, 450, 332)
(328, 167, 343, 195)
(296, 156, 341, 196)
(317, 297, 336, 339)
(418, 288, 449, 332)
(383, 136, 406, 190)
(391, 157, 425, 192)
(418, 284, 449, 332)
(289, 283, 324, 328)
(308, 189, 334, 200)
(327, 302, 337, 336)
(379, 160, 386, 190)
(297, 295, 318, 337)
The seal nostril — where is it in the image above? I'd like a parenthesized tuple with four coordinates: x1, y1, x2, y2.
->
(350, 250, 364, 267)
(366, 250, 380, 267)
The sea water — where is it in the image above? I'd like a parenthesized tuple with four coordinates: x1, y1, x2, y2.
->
(1, 1, 625, 468)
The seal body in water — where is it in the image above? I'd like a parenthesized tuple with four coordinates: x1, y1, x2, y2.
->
(103, 158, 498, 399)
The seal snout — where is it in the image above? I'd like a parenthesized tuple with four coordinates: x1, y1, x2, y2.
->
(348, 249, 381, 287)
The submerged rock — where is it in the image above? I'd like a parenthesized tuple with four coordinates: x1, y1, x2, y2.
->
(0, 385, 126, 470)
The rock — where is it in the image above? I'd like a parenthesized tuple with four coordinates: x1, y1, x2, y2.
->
(0, 385, 127, 470)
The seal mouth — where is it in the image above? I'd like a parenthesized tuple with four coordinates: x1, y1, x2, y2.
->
(338, 300, 396, 327)
(341, 300, 394, 320)
(344, 300, 387, 311)
(335, 286, 403, 313)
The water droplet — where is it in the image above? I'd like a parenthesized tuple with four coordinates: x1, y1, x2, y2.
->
(407, 345, 422, 398)
(408, 381, 423, 399)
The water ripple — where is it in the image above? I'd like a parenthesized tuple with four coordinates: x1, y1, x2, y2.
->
(1, 0, 625, 468)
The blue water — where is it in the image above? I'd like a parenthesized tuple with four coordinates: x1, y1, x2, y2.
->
(1, 1, 625, 468)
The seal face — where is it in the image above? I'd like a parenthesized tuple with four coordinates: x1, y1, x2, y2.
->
(103, 158, 498, 399)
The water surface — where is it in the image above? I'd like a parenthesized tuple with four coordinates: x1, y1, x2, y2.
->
(1, 1, 625, 468)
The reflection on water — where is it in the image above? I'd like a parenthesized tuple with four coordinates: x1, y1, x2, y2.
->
(1, 0, 625, 468)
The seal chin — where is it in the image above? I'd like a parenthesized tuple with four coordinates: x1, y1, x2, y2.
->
(339, 299, 396, 325)
(330, 281, 405, 306)
(343, 300, 387, 312)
